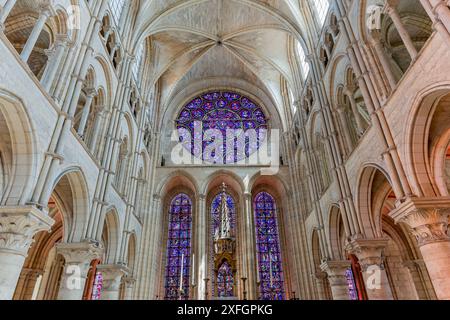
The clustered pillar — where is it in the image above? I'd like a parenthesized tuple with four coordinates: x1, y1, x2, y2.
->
(0, 207, 54, 300)
(391, 201, 450, 300)
(321, 261, 352, 300)
(346, 239, 394, 300)
(56, 241, 103, 300)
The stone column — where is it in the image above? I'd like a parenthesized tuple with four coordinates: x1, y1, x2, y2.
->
(321, 260, 352, 300)
(110, 44, 119, 60)
(313, 272, 329, 300)
(429, 0, 450, 32)
(56, 241, 103, 300)
(77, 88, 97, 137)
(96, 264, 128, 300)
(336, 106, 355, 152)
(0, 206, 54, 300)
(403, 259, 434, 300)
(346, 238, 394, 300)
(369, 30, 398, 89)
(385, 1, 418, 60)
(41, 34, 70, 91)
(102, 26, 113, 42)
(122, 277, 136, 300)
(243, 192, 257, 299)
(88, 107, 106, 152)
(196, 194, 207, 300)
(390, 199, 450, 300)
(345, 89, 366, 136)
(147, 194, 162, 299)
(0, 0, 16, 27)
(20, 4, 54, 62)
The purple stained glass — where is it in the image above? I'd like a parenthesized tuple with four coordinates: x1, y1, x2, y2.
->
(91, 272, 103, 300)
(345, 268, 359, 300)
(176, 91, 268, 164)
(217, 261, 234, 297)
(254, 192, 285, 300)
(164, 193, 192, 300)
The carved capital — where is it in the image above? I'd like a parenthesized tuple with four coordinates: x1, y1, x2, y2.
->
(96, 264, 128, 291)
(123, 276, 136, 288)
(401, 208, 450, 246)
(39, 1, 56, 18)
(44, 47, 56, 59)
(0, 206, 54, 256)
(320, 260, 351, 286)
(389, 197, 450, 247)
(84, 87, 97, 98)
(346, 238, 389, 271)
(54, 33, 70, 45)
(56, 241, 104, 266)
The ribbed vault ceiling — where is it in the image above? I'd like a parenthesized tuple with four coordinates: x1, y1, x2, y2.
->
(132, 0, 308, 129)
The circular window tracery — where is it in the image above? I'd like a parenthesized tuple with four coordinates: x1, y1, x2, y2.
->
(176, 91, 268, 164)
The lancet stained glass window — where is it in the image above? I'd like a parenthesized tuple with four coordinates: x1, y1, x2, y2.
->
(217, 261, 234, 297)
(345, 268, 359, 300)
(164, 194, 192, 300)
(254, 192, 285, 300)
(91, 272, 103, 300)
(176, 91, 268, 164)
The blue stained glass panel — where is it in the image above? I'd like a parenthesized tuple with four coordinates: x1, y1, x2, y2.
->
(91, 272, 103, 300)
(164, 194, 192, 300)
(345, 268, 359, 300)
(254, 192, 285, 300)
(217, 261, 234, 297)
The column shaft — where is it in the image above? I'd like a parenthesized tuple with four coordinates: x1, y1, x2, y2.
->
(21, 8, 51, 62)
(391, 205, 450, 300)
(0, 0, 16, 25)
(386, 3, 418, 59)
(0, 207, 53, 300)
(56, 242, 103, 300)
(321, 261, 352, 300)
(77, 89, 97, 137)
(346, 239, 394, 300)
(41, 35, 69, 91)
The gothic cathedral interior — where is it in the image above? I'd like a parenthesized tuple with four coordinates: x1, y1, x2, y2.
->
(0, 0, 449, 301)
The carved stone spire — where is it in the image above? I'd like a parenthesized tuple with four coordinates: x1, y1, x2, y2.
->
(218, 183, 231, 240)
